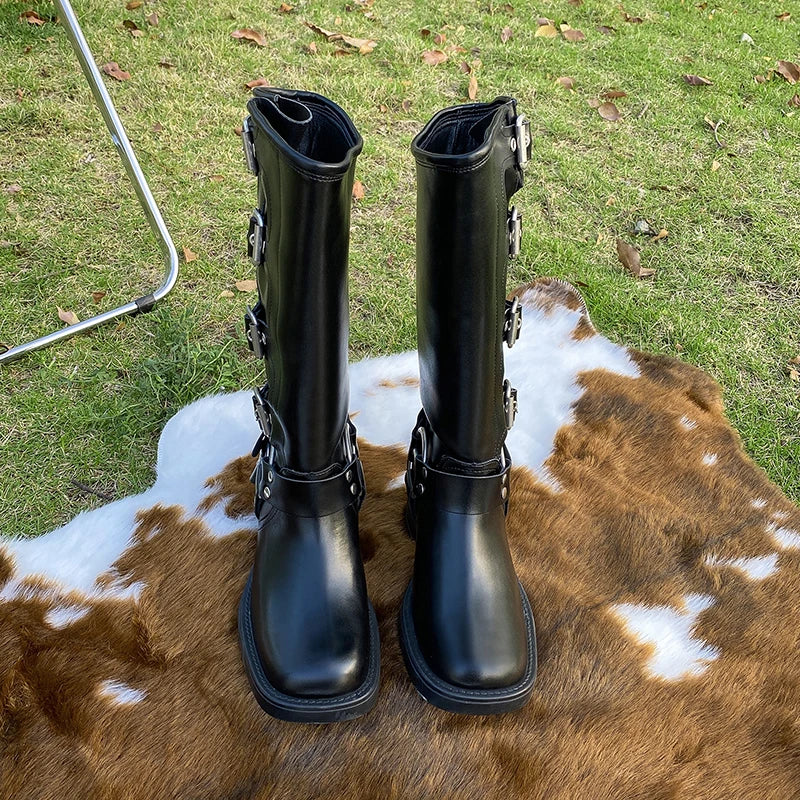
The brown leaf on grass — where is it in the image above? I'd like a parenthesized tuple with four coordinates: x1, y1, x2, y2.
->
(421, 49, 448, 65)
(278, 2, 294, 11)
(653, 228, 668, 241)
(15, 87, 23, 101)
(183, 246, 197, 263)
(789, 93, 800, 108)
(598, 102, 621, 120)
(556, 76, 574, 89)
(598, 24, 616, 34)
(122, 19, 139, 30)
(4, 184, 22, 194)
(500, 26, 513, 43)
(125, 0, 142, 8)
(307, 41, 318, 53)
(91, 291, 107, 304)
(245, 77, 270, 89)
(19, 10, 47, 25)
(568, 0, 583, 5)
(536, 17, 551, 25)
(219, 290, 235, 298)
(433, 33, 446, 45)
(57, 307, 80, 325)
(616, 239, 654, 278)
(587, 98, 602, 108)
(602, 89, 627, 99)
(305, 22, 336, 38)
(101, 62, 131, 81)
(419, 28, 431, 37)
(459, 61, 472, 73)
(563, 28, 586, 41)
(231, 29, 267, 47)
(339, 35, 377, 54)
(235, 279, 258, 293)
(146, 11, 159, 26)
(683, 74, 713, 86)
(332, 48, 351, 56)
(352, 180, 366, 200)
(468, 72, 478, 100)
(534, 23, 558, 37)
(754, 74, 766, 84)
(401, 99, 412, 112)
(776, 11, 791, 21)
(622, 11, 644, 23)
(777, 60, 800, 84)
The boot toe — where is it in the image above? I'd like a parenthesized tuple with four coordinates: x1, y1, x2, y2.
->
(270, 650, 366, 698)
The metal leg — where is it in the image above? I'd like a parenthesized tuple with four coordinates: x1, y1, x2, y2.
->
(0, 0, 179, 365)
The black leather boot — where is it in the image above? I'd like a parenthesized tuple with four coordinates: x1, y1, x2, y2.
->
(398, 97, 537, 714)
(237, 88, 379, 723)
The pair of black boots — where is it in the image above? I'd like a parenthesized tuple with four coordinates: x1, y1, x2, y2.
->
(237, 88, 537, 723)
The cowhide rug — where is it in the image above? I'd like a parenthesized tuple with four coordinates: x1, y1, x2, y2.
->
(2, 278, 799, 800)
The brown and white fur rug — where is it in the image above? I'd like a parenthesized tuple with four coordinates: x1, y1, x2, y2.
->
(2, 279, 799, 800)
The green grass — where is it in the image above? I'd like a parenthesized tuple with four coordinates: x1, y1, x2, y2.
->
(1, 0, 798, 536)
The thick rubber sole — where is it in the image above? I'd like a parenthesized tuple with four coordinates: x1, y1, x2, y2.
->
(238, 571, 380, 723)
(398, 580, 537, 715)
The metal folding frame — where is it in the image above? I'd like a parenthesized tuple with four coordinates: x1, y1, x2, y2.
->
(0, 0, 179, 365)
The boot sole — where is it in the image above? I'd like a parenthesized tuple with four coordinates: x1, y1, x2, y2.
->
(400, 505, 537, 715)
(238, 571, 380, 723)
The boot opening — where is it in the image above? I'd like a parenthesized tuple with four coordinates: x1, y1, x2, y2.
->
(416, 106, 497, 156)
(254, 95, 357, 165)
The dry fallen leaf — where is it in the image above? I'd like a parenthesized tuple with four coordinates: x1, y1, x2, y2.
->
(421, 49, 448, 65)
(235, 279, 258, 293)
(789, 94, 800, 108)
(776, 11, 791, 21)
(57, 307, 80, 325)
(352, 180, 366, 200)
(683, 74, 713, 86)
(459, 61, 472, 74)
(245, 77, 270, 89)
(4, 184, 22, 194)
(616, 239, 654, 278)
(158, 59, 176, 68)
(711, 160, 721, 171)
(401, 99, 412, 112)
(602, 89, 627, 99)
(91, 291, 107, 304)
(183, 246, 198, 263)
(777, 60, 800, 84)
(587, 98, 602, 108)
(563, 28, 585, 41)
(19, 9, 47, 25)
(231, 29, 268, 47)
(433, 32, 446, 45)
(500, 26, 513, 43)
(278, 2, 294, 12)
(598, 24, 616, 34)
(219, 290, 235, 298)
(598, 102, 621, 120)
(419, 28, 431, 37)
(339, 34, 377, 54)
(125, 0, 142, 8)
(556, 76, 574, 89)
(101, 62, 131, 81)
(534, 23, 558, 38)
(622, 11, 644, 22)
(468, 72, 478, 100)
(307, 41, 318, 53)
(146, 11, 159, 26)
(653, 228, 668, 241)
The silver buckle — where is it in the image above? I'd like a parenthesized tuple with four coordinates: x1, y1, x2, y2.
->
(241, 117, 258, 175)
(503, 296, 522, 348)
(247, 209, 266, 266)
(407, 424, 428, 498)
(513, 114, 531, 169)
(508, 206, 522, 257)
(252, 387, 273, 440)
(244, 305, 267, 359)
(503, 379, 518, 429)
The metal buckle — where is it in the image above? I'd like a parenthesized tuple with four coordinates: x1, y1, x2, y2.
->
(503, 379, 518, 429)
(252, 386, 273, 440)
(508, 205, 522, 257)
(503, 296, 522, 348)
(512, 114, 531, 169)
(241, 117, 258, 175)
(407, 424, 428, 498)
(247, 209, 266, 266)
(244, 303, 268, 360)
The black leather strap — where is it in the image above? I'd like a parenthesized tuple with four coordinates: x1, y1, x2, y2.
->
(251, 419, 366, 519)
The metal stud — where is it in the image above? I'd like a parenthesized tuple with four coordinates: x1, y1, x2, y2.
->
(501, 486, 508, 500)
(346, 469, 352, 482)
(263, 486, 271, 499)
(350, 484, 358, 495)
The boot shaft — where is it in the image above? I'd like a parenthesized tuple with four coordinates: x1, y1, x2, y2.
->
(412, 97, 530, 465)
(243, 89, 363, 473)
